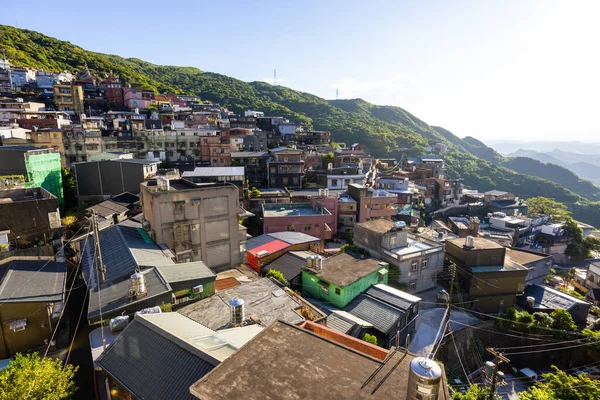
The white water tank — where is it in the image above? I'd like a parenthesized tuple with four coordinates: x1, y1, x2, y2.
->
(526, 296, 535, 308)
(315, 256, 323, 271)
(230, 298, 245, 325)
(407, 357, 442, 400)
(129, 271, 147, 298)
(465, 235, 475, 249)
(157, 176, 170, 191)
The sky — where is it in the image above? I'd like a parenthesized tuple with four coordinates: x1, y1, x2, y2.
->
(2, 0, 599, 142)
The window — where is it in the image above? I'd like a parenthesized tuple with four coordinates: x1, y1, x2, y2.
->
(304, 225, 312, 232)
(331, 179, 338, 187)
(282, 177, 288, 185)
(590, 275, 595, 282)
(491, 255, 500, 263)
(174, 201, 185, 213)
(335, 288, 341, 295)
(287, 224, 295, 231)
(319, 281, 330, 294)
(421, 259, 428, 269)
(293, 177, 299, 185)
(390, 235, 397, 247)
(411, 260, 419, 272)
(409, 280, 417, 291)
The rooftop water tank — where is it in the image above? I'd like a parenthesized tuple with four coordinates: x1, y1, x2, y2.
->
(230, 298, 245, 325)
(407, 357, 442, 400)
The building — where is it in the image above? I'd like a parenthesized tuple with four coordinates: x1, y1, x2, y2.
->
(140, 179, 246, 271)
(189, 320, 450, 400)
(181, 166, 245, 191)
(267, 148, 304, 189)
(102, 74, 124, 107)
(353, 219, 445, 293)
(0, 259, 67, 359)
(447, 216, 480, 238)
(337, 196, 358, 235)
(260, 250, 321, 289)
(95, 313, 261, 400)
(124, 87, 155, 110)
(517, 284, 591, 327)
(484, 190, 528, 215)
(53, 84, 84, 115)
(505, 248, 552, 286)
(348, 184, 398, 222)
(80, 219, 217, 323)
(445, 237, 529, 313)
(0, 187, 60, 247)
(246, 231, 320, 272)
(29, 129, 66, 167)
(85, 192, 140, 230)
(585, 262, 600, 291)
(72, 158, 160, 203)
(178, 278, 324, 329)
(344, 284, 421, 348)
(302, 252, 389, 308)
(0, 146, 63, 209)
(262, 202, 336, 243)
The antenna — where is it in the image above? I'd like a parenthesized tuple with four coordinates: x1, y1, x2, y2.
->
(273, 69, 277, 86)
(336, 88, 339, 100)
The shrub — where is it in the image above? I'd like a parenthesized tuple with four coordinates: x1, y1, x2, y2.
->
(363, 333, 378, 345)
(266, 269, 289, 286)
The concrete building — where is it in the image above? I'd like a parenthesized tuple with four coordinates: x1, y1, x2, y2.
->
(337, 196, 358, 235)
(353, 219, 445, 293)
(445, 237, 529, 313)
(0, 187, 60, 247)
(140, 179, 247, 271)
(29, 128, 66, 167)
(447, 216, 480, 238)
(53, 84, 84, 115)
(348, 184, 398, 223)
(0, 259, 67, 359)
(262, 201, 336, 243)
(267, 148, 304, 189)
(0, 146, 63, 209)
(73, 158, 160, 203)
(505, 248, 552, 286)
(231, 151, 269, 188)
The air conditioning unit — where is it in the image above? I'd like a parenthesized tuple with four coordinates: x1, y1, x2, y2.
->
(192, 285, 203, 295)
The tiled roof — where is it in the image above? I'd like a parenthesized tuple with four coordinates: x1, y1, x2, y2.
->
(96, 316, 215, 400)
(344, 294, 404, 334)
(0, 261, 66, 303)
(260, 251, 317, 281)
(86, 200, 128, 218)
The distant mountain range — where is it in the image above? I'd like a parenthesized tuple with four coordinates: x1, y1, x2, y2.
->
(507, 149, 600, 185)
(488, 140, 600, 156)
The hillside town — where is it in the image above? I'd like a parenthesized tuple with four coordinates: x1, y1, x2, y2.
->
(1, 60, 600, 399)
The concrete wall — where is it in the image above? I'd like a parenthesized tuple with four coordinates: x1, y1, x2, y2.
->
(0, 190, 59, 244)
(446, 243, 506, 267)
(0, 302, 54, 359)
(74, 160, 147, 199)
(0, 151, 26, 175)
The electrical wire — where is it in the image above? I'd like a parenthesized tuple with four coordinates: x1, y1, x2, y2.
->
(25, 225, 92, 399)
(451, 329, 471, 384)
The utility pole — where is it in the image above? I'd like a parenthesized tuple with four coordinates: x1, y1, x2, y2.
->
(91, 210, 105, 284)
(486, 348, 510, 400)
(445, 263, 456, 334)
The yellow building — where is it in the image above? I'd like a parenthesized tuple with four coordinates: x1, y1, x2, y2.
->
(29, 128, 67, 167)
(53, 84, 84, 115)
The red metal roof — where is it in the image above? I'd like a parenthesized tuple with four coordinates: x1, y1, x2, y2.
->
(248, 239, 290, 257)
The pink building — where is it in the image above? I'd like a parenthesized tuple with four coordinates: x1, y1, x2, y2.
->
(262, 201, 336, 243)
(348, 184, 398, 223)
(124, 87, 155, 110)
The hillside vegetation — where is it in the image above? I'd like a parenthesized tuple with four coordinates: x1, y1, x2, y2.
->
(1, 24, 598, 226)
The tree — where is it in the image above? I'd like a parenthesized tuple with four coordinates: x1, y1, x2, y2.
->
(550, 309, 577, 332)
(526, 197, 571, 222)
(362, 333, 378, 345)
(517, 311, 534, 326)
(61, 168, 77, 212)
(0, 353, 78, 400)
(533, 312, 554, 328)
(321, 152, 335, 169)
(265, 269, 289, 286)
(451, 384, 491, 400)
(520, 366, 600, 400)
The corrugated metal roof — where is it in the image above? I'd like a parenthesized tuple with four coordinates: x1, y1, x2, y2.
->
(231, 152, 270, 158)
(96, 317, 215, 400)
(365, 285, 420, 311)
(248, 239, 290, 257)
(344, 294, 404, 335)
(266, 231, 320, 245)
(0, 261, 66, 303)
(260, 252, 310, 281)
(156, 261, 215, 283)
(182, 166, 244, 177)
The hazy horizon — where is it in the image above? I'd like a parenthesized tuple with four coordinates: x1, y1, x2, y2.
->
(2, 0, 599, 142)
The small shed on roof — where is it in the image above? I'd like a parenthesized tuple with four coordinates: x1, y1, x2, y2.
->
(246, 239, 290, 272)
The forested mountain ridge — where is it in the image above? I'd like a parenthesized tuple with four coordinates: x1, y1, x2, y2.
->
(1, 24, 599, 225)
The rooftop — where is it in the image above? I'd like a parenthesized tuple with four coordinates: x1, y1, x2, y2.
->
(390, 236, 437, 257)
(517, 284, 590, 311)
(96, 313, 261, 400)
(110, 158, 161, 165)
(260, 251, 319, 281)
(345, 294, 406, 334)
(449, 216, 471, 230)
(505, 248, 550, 266)
(189, 321, 449, 400)
(306, 252, 387, 287)
(262, 202, 331, 217)
(246, 231, 319, 250)
(181, 166, 244, 178)
(231, 151, 270, 158)
(326, 310, 373, 334)
(355, 218, 397, 234)
(485, 190, 511, 196)
(446, 236, 504, 251)
(365, 284, 421, 310)
(178, 278, 307, 329)
(0, 187, 56, 204)
(142, 179, 234, 192)
(0, 260, 66, 303)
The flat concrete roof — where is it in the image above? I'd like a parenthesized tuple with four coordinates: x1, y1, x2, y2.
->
(263, 203, 330, 217)
(306, 253, 387, 287)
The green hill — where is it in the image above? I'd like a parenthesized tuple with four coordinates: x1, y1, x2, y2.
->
(0, 24, 598, 226)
